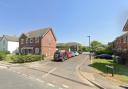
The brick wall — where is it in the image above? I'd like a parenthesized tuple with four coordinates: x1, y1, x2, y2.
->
(41, 30, 56, 57)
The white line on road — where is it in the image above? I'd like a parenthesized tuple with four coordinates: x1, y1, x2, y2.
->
(62, 84, 69, 88)
(36, 78, 44, 83)
(0, 66, 7, 69)
(47, 83, 55, 87)
(42, 67, 57, 78)
(41, 62, 51, 66)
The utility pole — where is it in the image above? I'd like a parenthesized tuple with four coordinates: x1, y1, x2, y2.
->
(88, 36, 91, 63)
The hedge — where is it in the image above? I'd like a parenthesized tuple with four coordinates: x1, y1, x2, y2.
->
(0, 51, 10, 61)
(5, 54, 44, 63)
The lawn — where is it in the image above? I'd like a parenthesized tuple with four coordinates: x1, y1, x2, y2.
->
(90, 59, 128, 82)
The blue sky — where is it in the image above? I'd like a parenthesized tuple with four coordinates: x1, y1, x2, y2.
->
(0, 0, 128, 45)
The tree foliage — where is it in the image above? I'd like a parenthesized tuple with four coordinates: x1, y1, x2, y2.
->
(90, 40, 113, 55)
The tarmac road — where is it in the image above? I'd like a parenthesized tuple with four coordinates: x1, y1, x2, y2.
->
(0, 55, 98, 89)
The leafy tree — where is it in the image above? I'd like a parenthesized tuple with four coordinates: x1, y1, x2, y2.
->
(90, 40, 113, 55)
(91, 40, 103, 52)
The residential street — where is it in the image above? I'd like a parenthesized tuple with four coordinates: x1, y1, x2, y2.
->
(0, 55, 127, 89)
(1, 1, 128, 89)
(0, 55, 98, 89)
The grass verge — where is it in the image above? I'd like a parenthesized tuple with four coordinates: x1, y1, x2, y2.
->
(90, 58, 128, 82)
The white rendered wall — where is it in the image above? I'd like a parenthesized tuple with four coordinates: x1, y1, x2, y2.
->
(8, 41, 19, 53)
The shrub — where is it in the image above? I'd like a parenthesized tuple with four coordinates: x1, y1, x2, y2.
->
(96, 49, 113, 55)
(5, 54, 43, 63)
(0, 51, 9, 61)
(5, 54, 14, 62)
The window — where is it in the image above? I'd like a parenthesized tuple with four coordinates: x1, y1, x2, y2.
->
(30, 38, 33, 43)
(35, 37, 39, 43)
(35, 48, 39, 54)
(21, 39, 24, 44)
(26, 38, 28, 44)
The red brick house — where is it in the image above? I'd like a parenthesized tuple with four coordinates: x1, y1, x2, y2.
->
(112, 20, 128, 65)
(19, 27, 56, 57)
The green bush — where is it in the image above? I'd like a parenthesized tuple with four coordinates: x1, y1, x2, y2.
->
(0, 51, 10, 61)
(5, 54, 43, 63)
(96, 49, 113, 55)
(0, 53, 6, 60)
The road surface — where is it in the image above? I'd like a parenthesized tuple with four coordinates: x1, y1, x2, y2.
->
(0, 55, 98, 89)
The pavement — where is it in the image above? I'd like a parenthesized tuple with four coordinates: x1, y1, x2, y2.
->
(0, 55, 128, 89)
(79, 55, 128, 89)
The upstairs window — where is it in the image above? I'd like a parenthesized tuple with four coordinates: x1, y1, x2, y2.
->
(35, 37, 39, 43)
(26, 38, 29, 44)
(30, 38, 33, 43)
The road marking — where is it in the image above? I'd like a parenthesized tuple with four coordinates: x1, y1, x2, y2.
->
(42, 67, 57, 78)
(62, 84, 69, 88)
(0, 66, 7, 69)
(47, 83, 55, 87)
(36, 78, 44, 83)
(41, 61, 51, 66)
(59, 87, 63, 89)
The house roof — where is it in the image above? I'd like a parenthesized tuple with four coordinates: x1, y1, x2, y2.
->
(3, 35, 19, 42)
(24, 28, 49, 38)
(123, 19, 128, 31)
(21, 27, 56, 40)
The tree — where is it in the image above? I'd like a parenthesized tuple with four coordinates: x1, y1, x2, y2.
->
(90, 40, 113, 55)
(91, 40, 104, 52)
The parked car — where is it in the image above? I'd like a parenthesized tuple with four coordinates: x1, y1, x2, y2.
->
(73, 51, 79, 56)
(54, 50, 68, 61)
(95, 54, 112, 59)
(65, 51, 72, 59)
(71, 52, 76, 57)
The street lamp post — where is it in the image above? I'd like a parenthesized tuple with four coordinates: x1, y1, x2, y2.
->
(88, 36, 91, 63)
